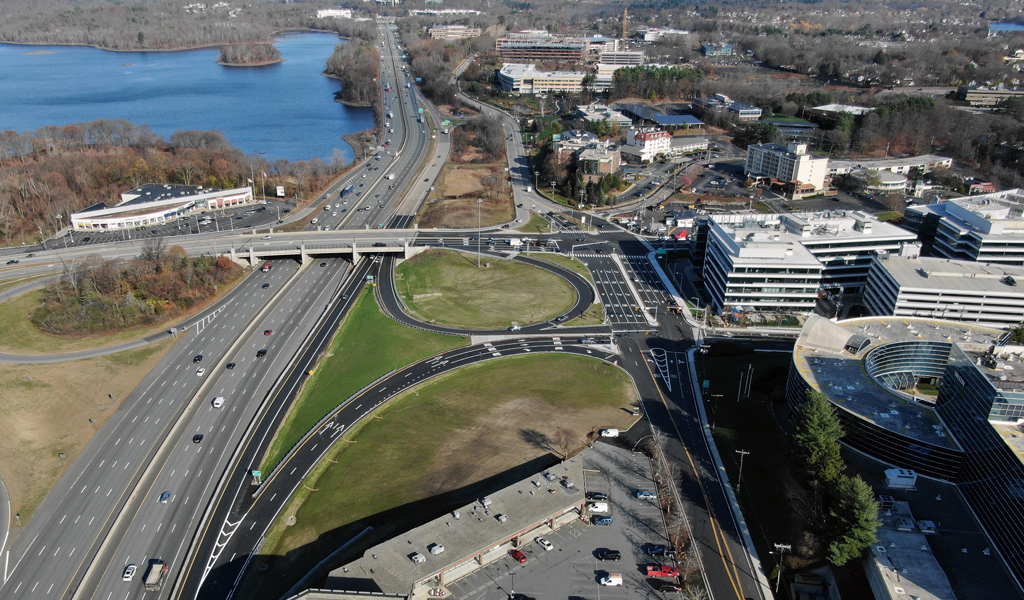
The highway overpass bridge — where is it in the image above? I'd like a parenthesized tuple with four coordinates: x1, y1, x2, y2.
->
(230, 240, 424, 265)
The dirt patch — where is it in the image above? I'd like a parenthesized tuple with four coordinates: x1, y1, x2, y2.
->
(0, 336, 178, 541)
(418, 162, 515, 228)
(442, 165, 498, 197)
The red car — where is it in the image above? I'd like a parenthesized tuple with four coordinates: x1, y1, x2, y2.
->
(509, 549, 528, 564)
(264, 330, 273, 336)
(646, 565, 680, 578)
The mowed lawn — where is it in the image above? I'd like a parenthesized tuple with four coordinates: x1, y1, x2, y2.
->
(266, 353, 639, 564)
(260, 289, 467, 472)
(395, 249, 577, 328)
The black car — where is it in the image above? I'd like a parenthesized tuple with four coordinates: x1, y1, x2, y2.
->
(6, 259, 19, 265)
(193, 354, 203, 363)
(262, 283, 270, 289)
(192, 434, 204, 443)
(226, 362, 236, 370)
(341, 294, 350, 300)
(256, 349, 267, 358)
(597, 549, 621, 561)
(586, 491, 608, 500)
(646, 544, 667, 556)
(373, 242, 387, 247)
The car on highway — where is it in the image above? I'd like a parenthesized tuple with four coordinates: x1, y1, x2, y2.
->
(6, 259, 19, 265)
(332, 212, 338, 217)
(264, 329, 273, 336)
(193, 354, 203, 363)
(509, 549, 528, 564)
(192, 434, 204, 443)
(262, 283, 270, 289)
(508, 325, 521, 331)
(26, 253, 35, 258)
(536, 538, 553, 551)
(196, 367, 206, 376)
(122, 564, 137, 582)
(226, 362, 236, 369)
(597, 549, 621, 561)
(212, 397, 225, 408)
(320, 262, 327, 267)
(635, 490, 657, 499)
(373, 242, 386, 247)
(261, 235, 272, 240)
(159, 491, 172, 503)
(256, 349, 267, 358)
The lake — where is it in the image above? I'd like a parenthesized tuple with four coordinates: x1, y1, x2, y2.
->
(989, 22, 1024, 34)
(0, 33, 374, 162)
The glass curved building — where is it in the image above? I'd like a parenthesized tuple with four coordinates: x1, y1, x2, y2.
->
(788, 315, 1024, 588)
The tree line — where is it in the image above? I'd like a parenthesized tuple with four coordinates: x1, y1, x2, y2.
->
(0, 119, 351, 245)
(33, 240, 242, 336)
(609, 66, 705, 101)
(451, 116, 506, 161)
(325, 41, 381, 107)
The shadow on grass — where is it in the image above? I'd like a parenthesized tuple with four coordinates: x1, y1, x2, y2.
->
(223, 453, 560, 600)
(519, 428, 553, 452)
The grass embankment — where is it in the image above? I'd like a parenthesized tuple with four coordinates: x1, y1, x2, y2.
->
(518, 211, 554, 234)
(0, 337, 177, 532)
(0, 275, 244, 355)
(260, 290, 466, 472)
(0, 273, 51, 295)
(533, 254, 605, 325)
(252, 353, 639, 598)
(417, 159, 515, 229)
(395, 249, 577, 328)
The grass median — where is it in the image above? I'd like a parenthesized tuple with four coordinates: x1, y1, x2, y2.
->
(395, 249, 577, 328)
(251, 353, 639, 598)
(260, 289, 467, 472)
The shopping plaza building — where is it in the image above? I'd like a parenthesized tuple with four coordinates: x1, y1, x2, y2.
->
(70, 184, 254, 231)
(788, 315, 1024, 588)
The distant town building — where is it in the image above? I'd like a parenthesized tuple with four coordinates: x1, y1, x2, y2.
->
(615, 103, 704, 129)
(670, 136, 709, 154)
(625, 128, 671, 163)
(863, 253, 1024, 328)
(967, 179, 997, 194)
(902, 189, 1024, 265)
(428, 25, 481, 40)
(808, 103, 873, 117)
(744, 143, 829, 198)
(848, 168, 908, 195)
(497, 64, 588, 94)
(316, 8, 352, 18)
(828, 154, 953, 177)
(585, 35, 621, 57)
(700, 42, 734, 57)
(691, 94, 761, 122)
(574, 103, 633, 128)
(956, 85, 1024, 107)
(636, 27, 690, 42)
(577, 142, 621, 181)
(71, 184, 254, 231)
(496, 32, 589, 63)
(597, 50, 645, 66)
(407, 8, 481, 15)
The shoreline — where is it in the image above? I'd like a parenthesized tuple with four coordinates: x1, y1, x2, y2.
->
(218, 59, 287, 67)
(0, 28, 344, 55)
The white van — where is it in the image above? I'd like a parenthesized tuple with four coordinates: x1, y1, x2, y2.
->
(588, 502, 609, 513)
(600, 573, 623, 586)
(212, 397, 225, 408)
(599, 429, 619, 438)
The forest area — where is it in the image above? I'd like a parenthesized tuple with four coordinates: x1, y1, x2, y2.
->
(325, 40, 381, 106)
(219, 42, 281, 66)
(0, 120, 351, 244)
(33, 240, 242, 335)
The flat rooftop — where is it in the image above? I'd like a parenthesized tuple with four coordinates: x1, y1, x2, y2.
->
(829, 154, 952, 172)
(793, 315, 1006, 449)
(867, 501, 957, 600)
(327, 457, 585, 595)
(877, 255, 1024, 294)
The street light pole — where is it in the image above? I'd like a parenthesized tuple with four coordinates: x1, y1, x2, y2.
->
(735, 449, 750, 496)
(477, 198, 483, 268)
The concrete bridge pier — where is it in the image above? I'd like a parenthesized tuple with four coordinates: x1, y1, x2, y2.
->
(352, 242, 361, 263)
(300, 241, 308, 265)
(248, 245, 256, 268)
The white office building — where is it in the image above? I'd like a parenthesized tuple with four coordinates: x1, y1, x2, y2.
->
(863, 254, 1024, 328)
(71, 184, 254, 231)
(637, 27, 690, 42)
(316, 8, 352, 18)
(902, 189, 1024, 265)
(745, 142, 829, 198)
(575, 103, 633, 128)
(497, 64, 588, 94)
(701, 211, 919, 314)
(828, 154, 953, 177)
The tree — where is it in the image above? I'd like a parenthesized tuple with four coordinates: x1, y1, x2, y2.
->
(826, 475, 880, 566)
(791, 389, 845, 486)
(552, 427, 577, 458)
(1008, 323, 1024, 344)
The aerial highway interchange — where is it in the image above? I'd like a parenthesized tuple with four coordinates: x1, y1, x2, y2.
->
(0, 20, 771, 600)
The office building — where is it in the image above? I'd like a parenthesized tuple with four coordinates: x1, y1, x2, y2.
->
(700, 43, 734, 57)
(552, 130, 599, 161)
(71, 184, 254, 231)
(848, 168, 908, 195)
(615, 103, 704, 129)
(863, 254, 1024, 328)
(428, 25, 481, 40)
(574, 103, 633, 128)
(700, 211, 919, 313)
(691, 94, 761, 122)
(597, 50, 645, 66)
(956, 85, 1024, 107)
(636, 27, 690, 42)
(497, 64, 588, 94)
(902, 189, 1024, 265)
(577, 143, 621, 180)
(625, 128, 671, 163)
(316, 9, 352, 18)
(744, 142, 829, 198)
(787, 314, 1024, 589)
(828, 154, 953, 177)
(496, 32, 588, 63)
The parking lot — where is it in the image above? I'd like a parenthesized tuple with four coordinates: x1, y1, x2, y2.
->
(445, 442, 679, 600)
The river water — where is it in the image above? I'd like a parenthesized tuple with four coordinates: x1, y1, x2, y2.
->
(0, 33, 373, 162)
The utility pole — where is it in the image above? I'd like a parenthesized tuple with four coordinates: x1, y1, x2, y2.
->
(735, 449, 750, 496)
(477, 198, 484, 268)
(774, 543, 792, 593)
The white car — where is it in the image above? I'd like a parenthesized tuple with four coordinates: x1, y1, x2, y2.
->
(635, 490, 657, 500)
(122, 564, 137, 582)
(261, 235, 272, 240)
(536, 538, 553, 551)
(196, 367, 206, 376)
(332, 212, 338, 217)
(212, 397, 225, 408)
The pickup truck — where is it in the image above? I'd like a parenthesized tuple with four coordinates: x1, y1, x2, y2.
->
(646, 565, 680, 578)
